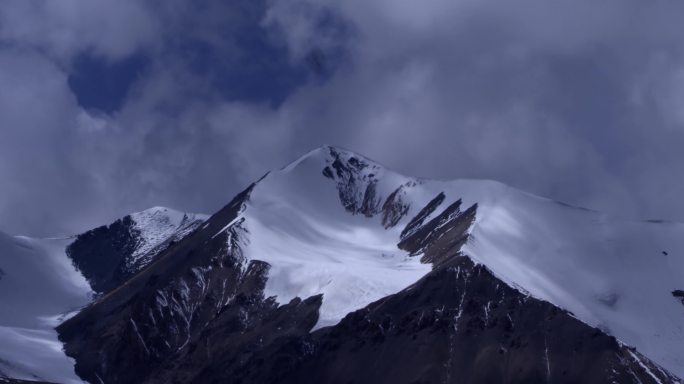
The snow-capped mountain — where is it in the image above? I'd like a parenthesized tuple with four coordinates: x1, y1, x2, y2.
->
(241, 147, 684, 377)
(3, 146, 684, 383)
(48, 146, 682, 383)
(0, 208, 208, 383)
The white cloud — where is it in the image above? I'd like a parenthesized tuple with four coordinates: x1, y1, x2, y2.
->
(0, 0, 160, 63)
(4, 0, 684, 236)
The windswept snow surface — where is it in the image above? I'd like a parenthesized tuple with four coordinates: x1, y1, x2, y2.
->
(459, 185, 684, 378)
(128, 207, 209, 268)
(0, 232, 90, 383)
(233, 147, 684, 377)
(244, 150, 432, 328)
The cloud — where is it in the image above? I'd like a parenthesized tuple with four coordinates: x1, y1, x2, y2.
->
(3, 0, 684, 236)
(0, 48, 102, 235)
(261, 0, 684, 219)
(0, 0, 305, 236)
(0, 0, 160, 63)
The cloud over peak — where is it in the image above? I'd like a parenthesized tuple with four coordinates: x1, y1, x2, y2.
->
(2, 0, 684, 236)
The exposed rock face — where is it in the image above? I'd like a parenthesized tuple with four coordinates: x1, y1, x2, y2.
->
(398, 196, 477, 265)
(322, 147, 416, 225)
(58, 187, 256, 384)
(381, 185, 412, 228)
(323, 148, 383, 217)
(150, 295, 322, 384)
(66, 209, 206, 294)
(264, 257, 676, 384)
(401, 192, 446, 239)
(65, 216, 140, 294)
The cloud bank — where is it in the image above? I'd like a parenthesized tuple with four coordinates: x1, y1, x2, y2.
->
(2, 0, 684, 236)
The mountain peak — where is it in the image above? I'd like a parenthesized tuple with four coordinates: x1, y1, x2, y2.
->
(130, 206, 207, 231)
(281, 145, 384, 174)
(56, 146, 684, 383)
(8, 147, 684, 383)
(243, 148, 684, 377)
(64, 206, 209, 295)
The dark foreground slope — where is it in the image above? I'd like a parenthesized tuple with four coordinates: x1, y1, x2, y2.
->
(58, 210, 677, 382)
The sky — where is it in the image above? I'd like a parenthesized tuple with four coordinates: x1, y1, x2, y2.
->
(2, 0, 684, 237)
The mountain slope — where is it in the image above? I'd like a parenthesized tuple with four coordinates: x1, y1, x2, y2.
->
(67, 207, 208, 294)
(461, 181, 684, 375)
(0, 208, 207, 383)
(0, 233, 89, 383)
(220, 256, 677, 384)
(56, 146, 684, 383)
(251, 147, 684, 374)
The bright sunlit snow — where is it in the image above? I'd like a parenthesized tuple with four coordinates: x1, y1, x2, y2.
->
(128, 207, 209, 268)
(244, 149, 432, 328)
(234, 147, 684, 377)
(460, 186, 684, 378)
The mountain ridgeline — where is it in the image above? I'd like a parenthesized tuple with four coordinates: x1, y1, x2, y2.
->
(2, 146, 683, 384)
(54, 147, 682, 384)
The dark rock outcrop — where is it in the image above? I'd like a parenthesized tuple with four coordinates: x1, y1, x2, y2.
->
(381, 185, 412, 228)
(401, 192, 446, 238)
(66, 212, 205, 294)
(264, 256, 676, 384)
(322, 147, 416, 224)
(399, 197, 477, 266)
(58, 186, 258, 384)
(65, 216, 141, 294)
(323, 148, 383, 217)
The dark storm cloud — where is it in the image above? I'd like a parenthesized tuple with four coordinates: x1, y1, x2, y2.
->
(1, 0, 684, 236)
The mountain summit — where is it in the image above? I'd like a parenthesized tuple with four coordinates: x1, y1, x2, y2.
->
(3, 146, 683, 383)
